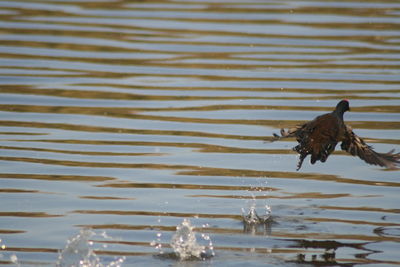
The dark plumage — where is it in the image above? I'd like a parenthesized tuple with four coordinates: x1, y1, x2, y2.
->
(273, 100, 400, 170)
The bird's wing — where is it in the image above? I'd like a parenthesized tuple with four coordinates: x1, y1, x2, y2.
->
(341, 126, 400, 169)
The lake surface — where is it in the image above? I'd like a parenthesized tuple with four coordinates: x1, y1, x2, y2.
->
(0, 0, 400, 266)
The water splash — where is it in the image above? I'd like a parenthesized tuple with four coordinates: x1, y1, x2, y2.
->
(56, 228, 125, 267)
(242, 203, 273, 235)
(170, 219, 214, 260)
(242, 182, 272, 225)
(242, 204, 272, 225)
(241, 186, 273, 235)
(152, 219, 214, 261)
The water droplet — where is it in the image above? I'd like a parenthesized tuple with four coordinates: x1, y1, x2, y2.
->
(10, 254, 18, 263)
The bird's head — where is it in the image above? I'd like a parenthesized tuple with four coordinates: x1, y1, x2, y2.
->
(336, 99, 350, 113)
(333, 100, 350, 120)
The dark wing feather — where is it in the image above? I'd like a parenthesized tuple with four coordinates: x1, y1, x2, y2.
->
(341, 126, 400, 169)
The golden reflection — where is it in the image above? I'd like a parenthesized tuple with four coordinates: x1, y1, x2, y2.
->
(96, 182, 277, 192)
(94, 251, 149, 257)
(1, 119, 399, 141)
(319, 205, 400, 214)
(271, 231, 400, 242)
(305, 217, 400, 227)
(0, 132, 46, 136)
(0, 212, 62, 218)
(79, 195, 135, 200)
(1, 100, 400, 114)
(0, 173, 115, 182)
(2, 247, 58, 253)
(0, 188, 40, 193)
(0, 145, 167, 157)
(177, 167, 400, 187)
(0, 120, 270, 140)
(189, 192, 353, 199)
(1, 154, 399, 188)
(0, 230, 25, 234)
(77, 224, 176, 231)
(4, 86, 399, 104)
(73, 209, 242, 220)
(68, 83, 400, 95)
(1, 101, 399, 134)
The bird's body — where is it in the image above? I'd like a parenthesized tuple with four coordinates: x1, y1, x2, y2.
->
(273, 100, 400, 170)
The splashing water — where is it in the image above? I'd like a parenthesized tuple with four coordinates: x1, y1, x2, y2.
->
(242, 203, 273, 235)
(242, 181, 272, 225)
(152, 219, 214, 260)
(56, 228, 125, 267)
(242, 204, 272, 225)
(170, 219, 214, 260)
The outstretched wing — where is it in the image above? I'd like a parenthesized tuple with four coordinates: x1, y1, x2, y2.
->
(341, 126, 400, 169)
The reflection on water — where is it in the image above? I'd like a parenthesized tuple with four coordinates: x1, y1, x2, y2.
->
(0, 0, 400, 266)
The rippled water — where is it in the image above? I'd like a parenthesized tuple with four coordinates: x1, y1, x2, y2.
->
(1, 0, 400, 266)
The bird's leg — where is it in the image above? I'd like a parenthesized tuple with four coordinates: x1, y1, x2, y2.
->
(296, 153, 307, 171)
(294, 144, 309, 171)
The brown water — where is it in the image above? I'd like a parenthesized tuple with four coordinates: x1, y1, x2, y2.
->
(0, 0, 400, 266)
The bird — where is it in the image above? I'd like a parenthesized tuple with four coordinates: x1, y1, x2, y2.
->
(272, 100, 400, 170)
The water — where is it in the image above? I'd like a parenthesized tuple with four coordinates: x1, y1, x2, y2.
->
(152, 218, 214, 261)
(0, 0, 400, 266)
(56, 229, 125, 267)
